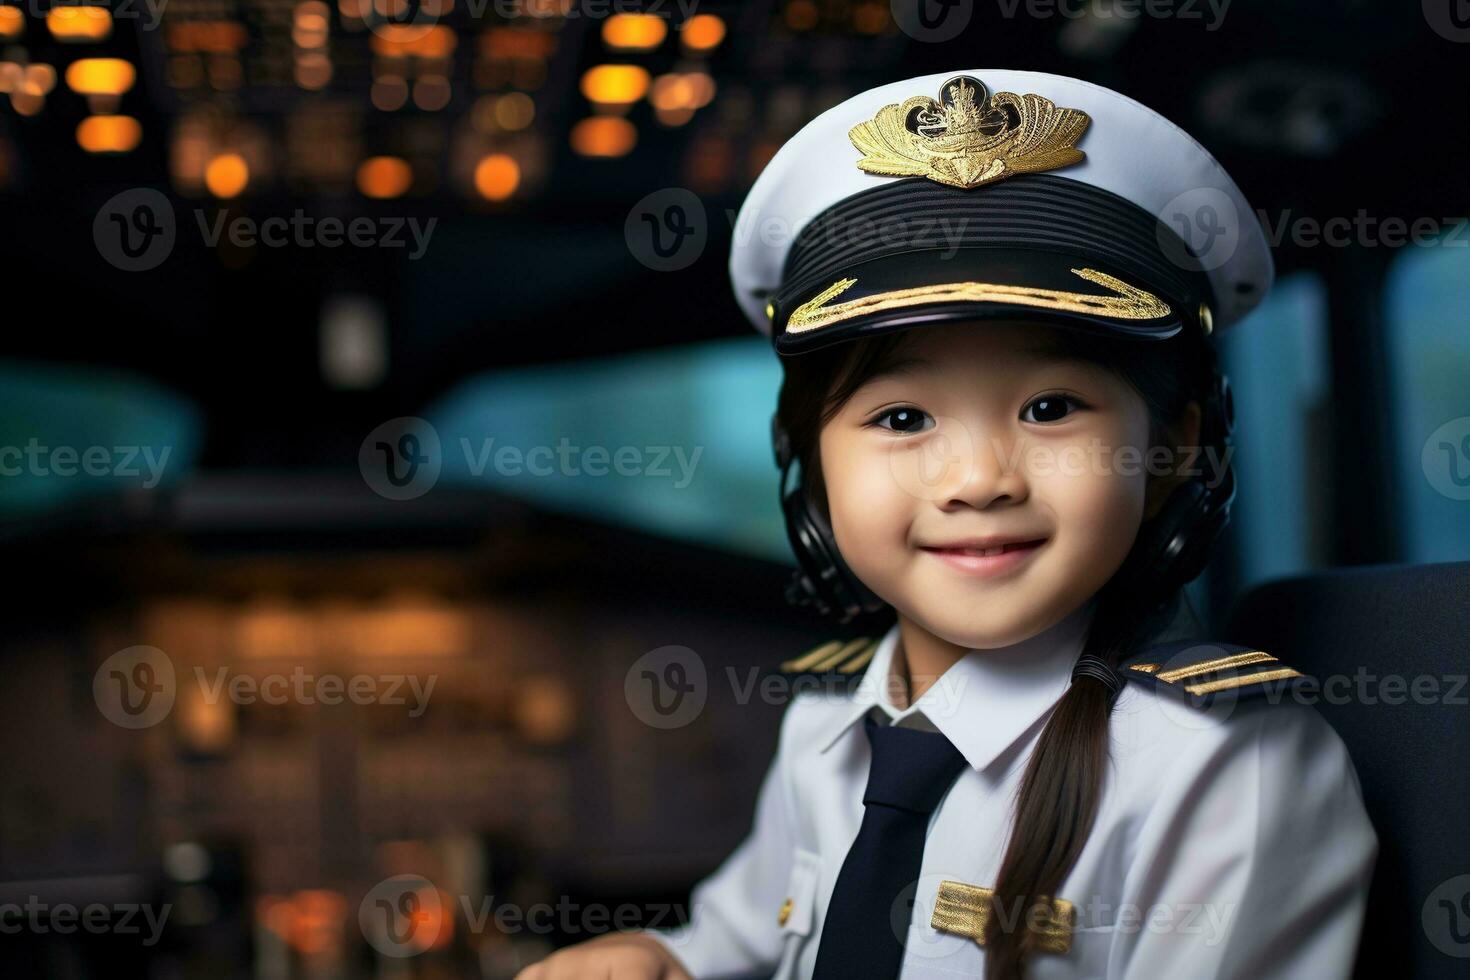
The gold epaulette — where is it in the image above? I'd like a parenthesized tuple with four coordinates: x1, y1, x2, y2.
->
(778, 635, 880, 677)
(1119, 640, 1308, 706)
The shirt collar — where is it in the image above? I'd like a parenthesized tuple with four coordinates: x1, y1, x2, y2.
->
(815, 602, 1095, 773)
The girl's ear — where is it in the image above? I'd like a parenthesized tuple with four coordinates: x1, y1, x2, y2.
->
(1143, 400, 1203, 520)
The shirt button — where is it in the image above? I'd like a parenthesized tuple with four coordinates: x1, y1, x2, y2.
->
(778, 897, 793, 926)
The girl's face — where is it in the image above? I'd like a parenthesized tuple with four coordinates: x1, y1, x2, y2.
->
(818, 321, 1169, 649)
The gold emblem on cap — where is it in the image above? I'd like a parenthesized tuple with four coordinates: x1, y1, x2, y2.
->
(849, 75, 1090, 190)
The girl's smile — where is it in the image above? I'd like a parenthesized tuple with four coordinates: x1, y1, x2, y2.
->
(918, 537, 1049, 578)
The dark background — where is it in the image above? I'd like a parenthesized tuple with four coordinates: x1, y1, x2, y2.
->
(1, 0, 1468, 977)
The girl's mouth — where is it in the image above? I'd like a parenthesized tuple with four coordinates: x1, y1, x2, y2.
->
(919, 539, 1048, 577)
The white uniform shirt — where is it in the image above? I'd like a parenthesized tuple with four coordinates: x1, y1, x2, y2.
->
(644, 616, 1378, 979)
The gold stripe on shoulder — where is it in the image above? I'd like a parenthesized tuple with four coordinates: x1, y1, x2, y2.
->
(812, 637, 871, 672)
(1184, 667, 1303, 696)
(1128, 662, 1160, 674)
(1155, 651, 1275, 684)
(780, 640, 843, 673)
(837, 640, 878, 674)
(780, 637, 877, 673)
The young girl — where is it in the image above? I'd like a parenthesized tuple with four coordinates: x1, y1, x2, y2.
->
(518, 70, 1377, 980)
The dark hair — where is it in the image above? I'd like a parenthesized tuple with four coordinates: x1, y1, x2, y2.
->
(774, 319, 1218, 980)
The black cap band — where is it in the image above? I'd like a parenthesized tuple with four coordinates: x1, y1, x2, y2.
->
(767, 174, 1215, 351)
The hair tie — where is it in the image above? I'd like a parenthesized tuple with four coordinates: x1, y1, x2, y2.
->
(1071, 653, 1123, 701)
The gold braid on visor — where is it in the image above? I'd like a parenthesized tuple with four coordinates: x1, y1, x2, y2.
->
(784, 267, 1172, 335)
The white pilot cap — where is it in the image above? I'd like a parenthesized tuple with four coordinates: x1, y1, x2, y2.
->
(729, 69, 1273, 355)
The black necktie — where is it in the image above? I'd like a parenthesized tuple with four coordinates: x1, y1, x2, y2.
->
(812, 713, 969, 980)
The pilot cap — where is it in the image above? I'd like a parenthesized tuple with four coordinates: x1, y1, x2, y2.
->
(730, 70, 1273, 355)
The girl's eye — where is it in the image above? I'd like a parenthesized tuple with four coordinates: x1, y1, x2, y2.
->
(1022, 394, 1084, 424)
(872, 407, 933, 433)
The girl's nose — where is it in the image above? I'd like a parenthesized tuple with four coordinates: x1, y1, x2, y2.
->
(887, 416, 1029, 510)
(941, 426, 1029, 511)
